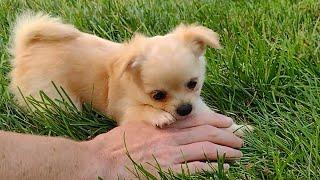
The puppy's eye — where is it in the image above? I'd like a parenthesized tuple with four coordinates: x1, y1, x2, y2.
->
(151, 90, 167, 101)
(186, 80, 197, 90)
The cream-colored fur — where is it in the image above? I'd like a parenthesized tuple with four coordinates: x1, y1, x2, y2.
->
(9, 13, 252, 135)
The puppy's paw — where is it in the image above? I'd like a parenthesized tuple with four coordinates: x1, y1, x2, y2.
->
(152, 112, 176, 128)
(226, 123, 254, 137)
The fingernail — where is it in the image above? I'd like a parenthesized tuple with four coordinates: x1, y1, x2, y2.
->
(226, 117, 234, 124)
(223, 164, 230, 171)
(239, 139, 244, 148)
(239, 151, 243, 157)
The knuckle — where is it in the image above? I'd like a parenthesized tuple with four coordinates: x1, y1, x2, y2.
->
(208, 132, 218, 140)
(201, 124, 214, 132)
(160, 148, 177, 164)
(170, 148, 185, 164)
(172, 154, 182, 164)
(169, 133, 180, 144)
(200, 125, 219, 138)
(201, 141, 213, 149)
(164, 133, 177, 142)
(158, 131, 171, 139)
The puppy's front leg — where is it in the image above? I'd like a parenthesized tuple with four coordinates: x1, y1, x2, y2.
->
(195, 98, 253, 137)
(120, 105, 175, 128)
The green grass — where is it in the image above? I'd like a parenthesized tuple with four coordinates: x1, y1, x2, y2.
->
(0, 0, 319, 179)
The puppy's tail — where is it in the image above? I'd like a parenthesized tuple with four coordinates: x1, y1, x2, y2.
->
(10, 12, 80, 56)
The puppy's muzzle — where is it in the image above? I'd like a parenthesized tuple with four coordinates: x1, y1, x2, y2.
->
(176, 103, 192, 116)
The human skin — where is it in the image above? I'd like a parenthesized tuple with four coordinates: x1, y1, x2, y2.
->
(0, 112, 243, 179)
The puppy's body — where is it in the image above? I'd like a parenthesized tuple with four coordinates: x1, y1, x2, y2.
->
(10, 17, 115, 114)
(10, 13, 252, 135)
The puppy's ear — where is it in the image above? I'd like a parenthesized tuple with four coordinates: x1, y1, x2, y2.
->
(117, 33, 146, 77)
(116, 55, 144, 80)
(171, 24, 221, 56)
(122, 56, 142, 73)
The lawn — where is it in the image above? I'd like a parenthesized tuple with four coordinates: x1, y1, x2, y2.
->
(0, 0, 319, 179)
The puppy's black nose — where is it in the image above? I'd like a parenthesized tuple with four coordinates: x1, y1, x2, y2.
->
(176, 103, 192, 116)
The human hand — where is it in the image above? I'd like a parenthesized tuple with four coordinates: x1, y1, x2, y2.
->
(82, 111, 243, 179)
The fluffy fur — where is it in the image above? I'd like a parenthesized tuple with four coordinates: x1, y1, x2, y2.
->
(9, 13, 252, 135)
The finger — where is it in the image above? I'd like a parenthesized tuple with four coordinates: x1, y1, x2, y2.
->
(174, 141, 243, 163)
(169, 161, 229, 174)
(173, 125, 243, 148)
(131, 162, 229, 179)
(223, 124, 254, 137)
(168, 111, 233, 129)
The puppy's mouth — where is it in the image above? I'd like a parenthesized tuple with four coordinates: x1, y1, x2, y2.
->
(145, 104, 178, 121)
(163, 106, 194, 121)
(175, 113, 194, 121)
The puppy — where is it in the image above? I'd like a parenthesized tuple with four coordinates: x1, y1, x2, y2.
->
(9, 13, 252, 135)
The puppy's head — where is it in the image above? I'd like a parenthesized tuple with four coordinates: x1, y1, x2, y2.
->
(121, 24, 221, 119)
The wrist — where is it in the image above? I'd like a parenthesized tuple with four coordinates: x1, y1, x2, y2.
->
(77, 140, 108, 179)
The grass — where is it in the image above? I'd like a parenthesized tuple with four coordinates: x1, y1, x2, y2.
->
(0, 0, 319, 179)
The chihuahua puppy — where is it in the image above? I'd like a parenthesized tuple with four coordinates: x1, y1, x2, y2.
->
(9, 13, 252, 135)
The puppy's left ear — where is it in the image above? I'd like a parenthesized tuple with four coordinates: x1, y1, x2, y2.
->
(116, 33, 146, 77)
(171, 24, 221, 56)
